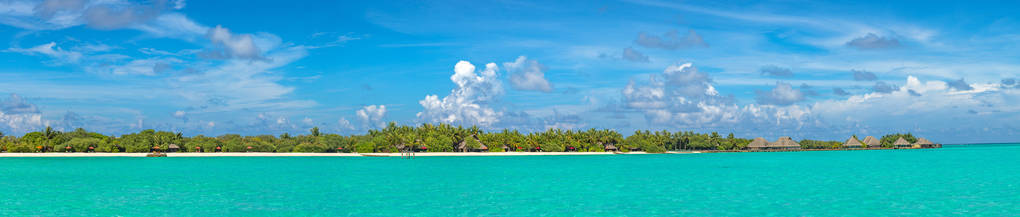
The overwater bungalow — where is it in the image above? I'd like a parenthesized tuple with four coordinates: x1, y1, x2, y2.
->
(862, 136, 881, 148)
(894, 137, 911, 148)
(913, 138, 936, 148)
(844, 136, 863, 149)
(771, 137, 801, 150)
(747, 137, 769, 150)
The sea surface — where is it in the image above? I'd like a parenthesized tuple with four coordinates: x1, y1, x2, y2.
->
(1, 144, 1017, 216)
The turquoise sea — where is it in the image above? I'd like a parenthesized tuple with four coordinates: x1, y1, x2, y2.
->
(1, 144, 1017, 216)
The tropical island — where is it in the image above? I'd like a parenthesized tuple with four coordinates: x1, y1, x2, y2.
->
(0, 122, 940, 156)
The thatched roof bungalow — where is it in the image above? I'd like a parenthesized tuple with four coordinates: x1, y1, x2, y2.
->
(893, 137, 911, 148)
(913, 138, 935, 148)
(844, 136, 863, 149)
(604, 143, 618, 152)
(168, 144, 180, 152)
(747, 137, 769, 150)
(862, 136, 881, 148)
(771, 137, 801, 149)
(455, 135, 487, 152)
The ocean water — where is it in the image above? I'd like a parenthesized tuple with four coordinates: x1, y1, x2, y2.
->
(1, 144, 1017, 216)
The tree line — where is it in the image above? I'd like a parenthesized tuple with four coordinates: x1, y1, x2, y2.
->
(0, 123, 915, 153)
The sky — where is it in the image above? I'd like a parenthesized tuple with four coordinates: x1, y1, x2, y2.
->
(1, 0, 1019, 143)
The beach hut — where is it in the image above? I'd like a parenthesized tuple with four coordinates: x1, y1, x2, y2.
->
(747, 137, 769, 150)
(913, 138, 935, 148)
(168, 144, 180, 153)
(455, 136, 487, 152)
(214, 146, 222, 152)
(194, 146, 202, 152)
(86, 146, 95, 153)
(843, 136, 863, 149)
(64, 145, 73, 152)
(771, 137, 801, 150)
(862, 136, 881, 149)
(604, 143, 618, 152)
(893, 137, 911, 148)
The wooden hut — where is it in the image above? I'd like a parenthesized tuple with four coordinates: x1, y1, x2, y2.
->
(167, 144, 180, 152)
(862, 136, 881, 149)
(771, 137, 801, 150)
(604, 143, 618, 152)
(913, 138, 935, 148)
(747, 137, 769, 150)
(843, 136, 863, 149)
(893, 137, 911, 148)
(455, 135, 487, 152)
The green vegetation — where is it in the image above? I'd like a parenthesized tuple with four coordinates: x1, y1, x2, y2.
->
(0, 124, 911, 153)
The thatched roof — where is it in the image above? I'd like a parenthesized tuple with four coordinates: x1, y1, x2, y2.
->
(456, 135, 486, 150)
(771, 137, 800, 147)
(748, 137, 769, 148)
(893, 137, 910, 146)
(604, 144, 617, 150)
(168, 144, 180, 149)
(914, 138, 933, 145)
(862, 136, 880, 147)
(844, 136, 863, 147)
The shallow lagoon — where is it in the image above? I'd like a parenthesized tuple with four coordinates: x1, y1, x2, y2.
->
(1, 144, 1017, 216)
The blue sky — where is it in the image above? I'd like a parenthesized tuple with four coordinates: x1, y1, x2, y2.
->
(2, 0, 1019, 143)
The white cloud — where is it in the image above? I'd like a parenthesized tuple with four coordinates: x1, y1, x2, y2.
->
(504, 56, 553, 92)
(418, 60, 504, 127)
(356, 105, 387, 129)
(755, 82, 805, 106)
(337, 117, 355, 130)
(6, 42, 83, 64)
(205, 25, 261, 59)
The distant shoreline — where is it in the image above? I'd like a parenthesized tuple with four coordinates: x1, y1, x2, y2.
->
(0, 148, 945, 157)
(0, 152, 657, 157)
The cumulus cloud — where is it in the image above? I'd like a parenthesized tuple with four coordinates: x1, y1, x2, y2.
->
(760, 65, 793, 77)
(833, 87, 851, 96)
(418, 60, 504, 127)
(504, 56, 553, 92)
(0, 94, 46, 134)
(946, 78, 974, 91)
(810, 76, 1020, 142)
(205, 25, 261, 59)
(873, 81, 897, 93)
(845, 33, 901, 50)
(755, 82, 805, 106)
(337, 117, 355, 130)
(634, 30, 708, 50)
(357, 105, 387, 129)
(621, 47, 649, 63)
(852, 70, 878, 81)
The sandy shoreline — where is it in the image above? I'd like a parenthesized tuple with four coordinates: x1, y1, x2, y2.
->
(0, 151, 668, 157)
